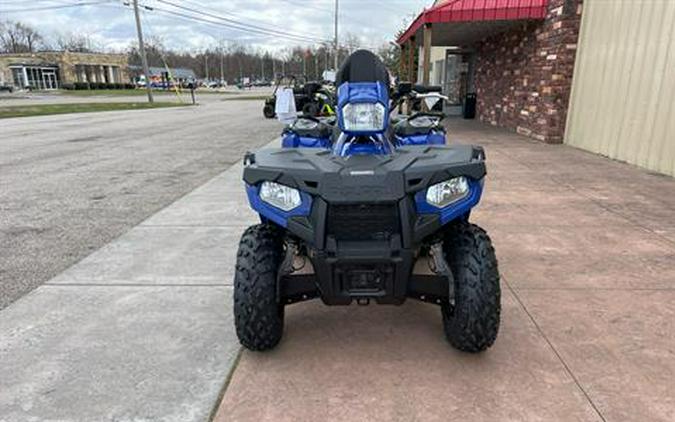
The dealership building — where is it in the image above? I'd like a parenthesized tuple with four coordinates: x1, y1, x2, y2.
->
(0, 51, 129, 90)
(398, 0, 675, 177)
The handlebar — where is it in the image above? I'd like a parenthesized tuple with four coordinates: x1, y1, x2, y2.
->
(390, 86, 448, 114)
(408, 111, 446, 120)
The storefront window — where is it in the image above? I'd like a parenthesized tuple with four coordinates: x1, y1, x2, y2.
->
(9, 66, 60, 90)
(11, 68, 26, 88)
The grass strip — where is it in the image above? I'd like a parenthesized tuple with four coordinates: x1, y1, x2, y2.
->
(0, 102, 189, 119)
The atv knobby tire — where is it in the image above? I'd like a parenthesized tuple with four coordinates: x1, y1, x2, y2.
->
(302, 102, 319, 117)
(442, 222, 501, 352)
(263, 104, 275, 119)
(234, 224, 285, 351)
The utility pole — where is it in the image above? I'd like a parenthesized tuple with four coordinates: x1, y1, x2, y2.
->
(204, 53, 209, 81)
(261, 56, 264, 81)
(238, 58, 242, 81)
(325, 47, 329, 73)
(314, 53, 318, 80)
(272, 58, 276, 80)
(133, 0, 153, 103)
(219, 44, 224, 83)
(334, 0, 339, 70)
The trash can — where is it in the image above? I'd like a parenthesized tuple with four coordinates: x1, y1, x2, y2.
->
(464, 93, 477, 119)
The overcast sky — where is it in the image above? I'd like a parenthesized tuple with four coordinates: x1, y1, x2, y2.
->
(2, 0, 432, 54)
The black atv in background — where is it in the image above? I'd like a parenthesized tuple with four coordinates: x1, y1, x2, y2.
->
(263, 76, 335, 118)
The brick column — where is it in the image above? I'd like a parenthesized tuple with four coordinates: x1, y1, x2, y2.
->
(473, 0, 583, 143)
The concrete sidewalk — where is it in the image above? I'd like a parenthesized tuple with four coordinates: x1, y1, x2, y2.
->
(0, 160, 259, 421)
(1, 120, 673, 421)
(215, 121, 675, 422)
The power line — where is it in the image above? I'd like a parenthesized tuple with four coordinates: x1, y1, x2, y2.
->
(154, 0, 331, 44)
(277, 0, 332, 14)
(1, 0, 109, 13)
(181, 0, 332, 34)
(146, 5, 324, 45)
(0, 0, 76, 4)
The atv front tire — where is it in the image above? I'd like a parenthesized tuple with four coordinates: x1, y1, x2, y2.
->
(302, 102, 319, 116)
(442, 222, 501, 353)
(234, 224, 285, 351)
(263, 104, 275, 118)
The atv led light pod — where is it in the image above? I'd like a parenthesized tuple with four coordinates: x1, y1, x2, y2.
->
(342, 102, 385, 132)
(259, 181, 302, 211)
(426, 176, 470, 208)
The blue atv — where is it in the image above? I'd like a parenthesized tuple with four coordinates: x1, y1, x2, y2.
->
(235, 50, 500, 353)
(280, 82, 448, 149)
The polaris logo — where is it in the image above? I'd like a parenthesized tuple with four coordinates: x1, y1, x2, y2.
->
(350, 170, 375, 176)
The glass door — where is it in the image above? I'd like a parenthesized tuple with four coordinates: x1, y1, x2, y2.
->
(43, 69, 58, 90)
(444, 53, 461, 106)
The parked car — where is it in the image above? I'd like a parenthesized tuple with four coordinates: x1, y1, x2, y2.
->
(0, 84, 14, 93)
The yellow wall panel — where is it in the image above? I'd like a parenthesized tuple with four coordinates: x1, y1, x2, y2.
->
(565, 0, 675, 176)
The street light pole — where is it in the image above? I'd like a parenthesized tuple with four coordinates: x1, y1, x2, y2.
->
(220, 44, 224, 83)
(133, 0, 153, 103)
(334, 0, 339, 70)
(325, 47, 329, 73)
(314, 52, 318, 80)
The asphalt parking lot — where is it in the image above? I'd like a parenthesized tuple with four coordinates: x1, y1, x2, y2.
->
(0, 94, 280, 309)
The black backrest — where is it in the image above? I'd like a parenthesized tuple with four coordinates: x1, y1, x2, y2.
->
(304, 81, 322, 96)
(336, 50, 389, 87)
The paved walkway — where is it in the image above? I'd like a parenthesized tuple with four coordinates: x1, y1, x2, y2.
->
(0, 160, 260, 421)
(215, 121, 675, 422)
(1, 120, 673, 421)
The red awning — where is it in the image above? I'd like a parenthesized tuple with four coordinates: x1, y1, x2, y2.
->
(397, 0, 549, 45)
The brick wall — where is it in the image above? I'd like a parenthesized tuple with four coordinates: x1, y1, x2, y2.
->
(474, 0, 583, 143)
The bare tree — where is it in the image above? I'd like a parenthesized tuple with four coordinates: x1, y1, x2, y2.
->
(0, 20, 44, 53)
(55, 32, 95, 53)
(344, 33, 361, 54)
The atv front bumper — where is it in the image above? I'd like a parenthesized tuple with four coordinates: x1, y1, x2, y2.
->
(244, 145, 486, 306)
(279, 198, 452, 306)
(280, 241, 450, 306)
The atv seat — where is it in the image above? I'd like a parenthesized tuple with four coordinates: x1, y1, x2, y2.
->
(393, 119, 436, 137)
(304, 82, 322, 96)
(413, 84, 442, 94)
(285, 117, 333, 139)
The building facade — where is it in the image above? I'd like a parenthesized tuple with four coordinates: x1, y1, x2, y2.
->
(565, 0, 675, 177)
(397, 1, 674, 177)
(0, 51, 129, 90)
(399, 0, 580, 143)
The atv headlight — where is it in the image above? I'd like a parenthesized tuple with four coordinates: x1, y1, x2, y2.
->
(342, 102, 385, 131)
(426, 176, 470, 208)
(259, 181, 301, 211)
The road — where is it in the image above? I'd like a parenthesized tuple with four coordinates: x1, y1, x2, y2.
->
(0, 87, 272, 106)
(0, 96, 281, 309)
